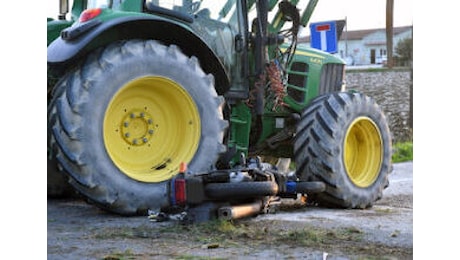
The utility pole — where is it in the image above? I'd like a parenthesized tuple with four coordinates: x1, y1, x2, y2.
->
(345, 16, 348, 58)
(409, 24, 413, 135)
(386, 0, 394, 68)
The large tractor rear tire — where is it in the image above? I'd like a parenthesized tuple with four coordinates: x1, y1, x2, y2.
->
(48, 40, 227, 215)
(47, 151, 75, 197)
(294, 92, 392, 209)
(48, 81, 75, 198)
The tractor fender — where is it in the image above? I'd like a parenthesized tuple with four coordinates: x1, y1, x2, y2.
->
(47, 16, 230, 94)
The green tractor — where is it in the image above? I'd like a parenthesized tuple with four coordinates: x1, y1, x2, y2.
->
(47, 0, 392, 217)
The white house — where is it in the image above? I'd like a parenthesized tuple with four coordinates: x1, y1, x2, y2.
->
(299, 25, 413, 66)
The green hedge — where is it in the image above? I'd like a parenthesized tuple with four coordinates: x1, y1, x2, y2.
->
(392, 142, 413, 163)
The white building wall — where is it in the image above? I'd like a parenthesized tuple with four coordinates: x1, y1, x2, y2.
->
(336, 39, 369, 65)
(335, 27, 412, 66)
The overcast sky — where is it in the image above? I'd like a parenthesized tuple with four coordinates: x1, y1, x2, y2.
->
(47, 0, 413, 34)
(306, 0, 412, 32)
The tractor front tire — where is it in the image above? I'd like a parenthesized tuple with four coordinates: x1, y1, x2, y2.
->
(48, 40, 227, 215)
(294, 92, 392, 208)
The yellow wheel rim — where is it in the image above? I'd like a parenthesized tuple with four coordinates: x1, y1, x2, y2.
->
(344, 117, 383, 188)
(103, 76, 200, 183)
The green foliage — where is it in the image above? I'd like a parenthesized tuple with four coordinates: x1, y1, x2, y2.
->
(280, 226, 363, 247)
(392, 142, 413, 163)
(157, 219, 244, 244)
(395, 37, 413, 67)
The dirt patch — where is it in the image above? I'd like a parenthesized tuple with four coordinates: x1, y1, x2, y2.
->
(48, 199, 412, 259)
(48, 162, 413, 259)
(376, 194, 413, 209)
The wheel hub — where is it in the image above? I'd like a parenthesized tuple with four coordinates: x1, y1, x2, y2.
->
(103, 76, 201, 183)
(121, 110, 155, 146)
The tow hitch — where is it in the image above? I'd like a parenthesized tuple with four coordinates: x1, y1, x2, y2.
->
(149, 157, 325, 223)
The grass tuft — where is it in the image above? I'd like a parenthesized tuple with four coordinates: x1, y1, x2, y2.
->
(392, 142, 413, 163)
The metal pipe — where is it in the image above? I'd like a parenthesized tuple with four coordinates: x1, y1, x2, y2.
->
(58, 0, 69, 20)
(218, 201, 263, 220)
(300, 0, 319, 27)
(254, 0, 268, 116)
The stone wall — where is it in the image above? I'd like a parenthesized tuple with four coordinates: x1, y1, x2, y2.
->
(345, 69, 413, 143)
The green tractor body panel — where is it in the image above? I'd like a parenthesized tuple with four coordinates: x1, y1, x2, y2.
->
(48, 1, 231, 94)
(48, 0, 393, 216)
(249, 45, 345, 158)
(48, 0, 345, 179)
(48, 0, 345, 165)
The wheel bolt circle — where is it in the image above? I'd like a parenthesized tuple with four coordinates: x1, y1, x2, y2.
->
(120, 109, 155, 146)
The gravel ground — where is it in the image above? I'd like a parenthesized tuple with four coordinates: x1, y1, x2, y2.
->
(46, 162, 413, 260)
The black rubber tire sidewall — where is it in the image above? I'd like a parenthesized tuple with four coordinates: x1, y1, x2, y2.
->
(294, 92, 392, 208)
(49, 40, 226, 215)
(47, 78, 75, 198)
